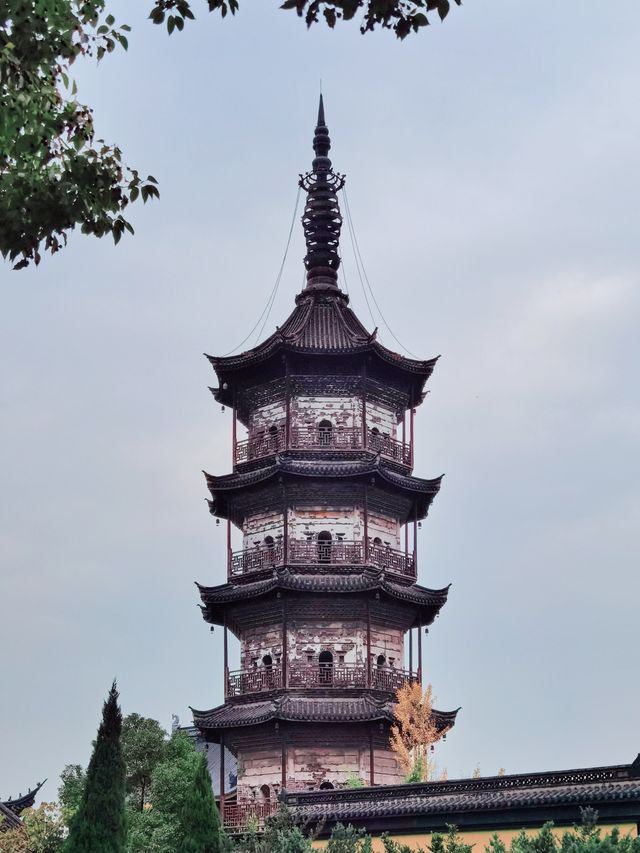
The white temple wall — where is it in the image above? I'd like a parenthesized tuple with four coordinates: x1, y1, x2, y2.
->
(288, 505, 364, 542)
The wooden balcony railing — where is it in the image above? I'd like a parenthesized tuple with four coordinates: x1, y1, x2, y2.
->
(222, 800, 278, 832)
(226, 663, 418, 697)
(227, 667, 283, 697)
(229, 542, 284, 577)
(234, 425, 412, 466)
(229, 539, 415, 579)
(369, 542, 415, 578)
(367, 429, 412, 466)
(288, 662, 368, 689)
(236, 430, 285, 463)
(289, 538, 364, 566)
(290, 425, 362, 450)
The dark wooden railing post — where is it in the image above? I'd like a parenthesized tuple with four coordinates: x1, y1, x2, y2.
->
(282, 598, 288, 688)
(232, 387, 237, 469)
(227, 519, 232, 579)
(369, 727, 375, 785)
(413, 504, 418, 572)
(418, 614, 423, 686)
(281, 736, 287, 790)
(410, 406, 415, 468)
(285, 363, 291, 451)
(366, 597, 371, 687)
(220, 732, 225, 816)
(361, 368, 367, 450)
(223, 612, 229, 699)
(402, 411, 406, 460)
(282, 485, 288, 565)
(363, 484, 369, 564)
(409, 625, 413, 676)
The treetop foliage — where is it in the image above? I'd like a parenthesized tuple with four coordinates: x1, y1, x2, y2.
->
(147, 0, 461, 40)
(0, 0, 158, 269)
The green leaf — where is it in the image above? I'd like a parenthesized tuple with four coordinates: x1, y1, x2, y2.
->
(105, 14, 115, 25)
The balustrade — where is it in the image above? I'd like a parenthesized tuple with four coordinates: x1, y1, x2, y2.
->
(234, 423, 412, 465)
(222, 800, 277, 831)
(225, 663, 418, 697)
(229, 538, 415, 579)
(227, 666, 283, 697)
(229, 542, 284, 577)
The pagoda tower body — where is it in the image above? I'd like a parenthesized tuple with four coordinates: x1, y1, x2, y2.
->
(193, 98, 458, 818)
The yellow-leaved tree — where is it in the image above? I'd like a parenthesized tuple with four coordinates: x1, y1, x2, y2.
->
(389, 682, 441, 783)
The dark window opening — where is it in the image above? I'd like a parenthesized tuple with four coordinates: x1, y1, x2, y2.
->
(319, 650, 333, 685)
(317, 530, 332, 563)
(260, 784, 271, 801)
(319, 781, 334, 790)
(318, 419, 333, 447)
(377, 654, 386, 668)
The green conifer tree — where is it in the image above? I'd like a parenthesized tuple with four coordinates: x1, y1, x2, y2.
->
(64, 681, 127, 853)
(181, 752, 223, 853)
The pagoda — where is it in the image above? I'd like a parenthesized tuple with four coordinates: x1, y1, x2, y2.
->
(192, 96, 458, 826)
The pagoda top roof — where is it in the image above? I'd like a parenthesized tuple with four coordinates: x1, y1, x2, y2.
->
(192, 694, 459, 733)
(207, 288, 438, 408)
(197, 570, 450, 628)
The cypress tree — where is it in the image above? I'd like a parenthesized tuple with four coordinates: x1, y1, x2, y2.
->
(181, 752, 223, 853)
(64, 681, 127, 853)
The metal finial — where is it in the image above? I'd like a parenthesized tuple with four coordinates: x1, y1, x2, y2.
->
(299, 94, 345, 289)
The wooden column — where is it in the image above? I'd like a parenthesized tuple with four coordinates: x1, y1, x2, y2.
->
(363, 483, 369, 563)
(366, 597, 371, 687)
(281, 737, 287, 790)
(282, 598, 288, 688)
(409, 626, 413, 675)
(282, 485, 288, 565)
(232, 388, 237, 468)
(219, 733, 226, 813)
(226, 519, 232, 580)
(404, 520, 408, 559)
(285, 362, 291, 450)
(413, 504, 418, 570)
(402, 411, 406, 459)
(418, 614, 423, 686)
(369, 728, 375, 786)
(361, 369, 367, 450)
(223, 612, 229, 699)
(410, 406, 415, 468)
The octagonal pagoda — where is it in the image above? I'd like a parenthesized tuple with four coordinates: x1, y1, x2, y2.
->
(192, 96, 458, 823)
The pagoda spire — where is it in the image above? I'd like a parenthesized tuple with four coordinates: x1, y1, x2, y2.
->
(299, 95, 345, 289)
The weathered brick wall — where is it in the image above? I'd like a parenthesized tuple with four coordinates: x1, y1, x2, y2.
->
(368, 510, 401, 549)
(235, 742, 404, 798)
(249, 399, 286, 434)
(366, 400, 398, 439)
(288, 505, 364, 542)
(243, 509, 284, 546)
(291, 395, 361, 430)
(240, 623, 283, 671)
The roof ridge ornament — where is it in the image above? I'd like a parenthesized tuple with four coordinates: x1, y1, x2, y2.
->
(299, 94, 346, 291)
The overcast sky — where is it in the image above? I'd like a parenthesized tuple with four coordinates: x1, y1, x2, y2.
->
(2, 0, 639, 802)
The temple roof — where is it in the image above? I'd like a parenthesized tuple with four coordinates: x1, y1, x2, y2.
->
(192, 694, 459, 733)
(208, 289, 438, 408)
(204, 455, 442, 522)
(1, 780, 45, 816)
(0, 802, 21, 831)
(283, 756, 640, 835)
(197, 570, 450, 628)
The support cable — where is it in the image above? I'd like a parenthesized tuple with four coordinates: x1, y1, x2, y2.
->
(341, 189, 376, 329)
(221, 187, 301, 356)
(342, 187, 419, 358)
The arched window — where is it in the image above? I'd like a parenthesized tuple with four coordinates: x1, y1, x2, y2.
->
(262, 653, 273, 688)
(260, 784, 271, 801)
(372, 536, 382, 546)
(319, 650, 333, 685)
(264, 535, 275, 550)
(376, 654, 386, 669)
(319, 781, 334, 790)
(317, 530, 332, 563)
(318, 419, 333, 447)
(262, 654, 273, 670)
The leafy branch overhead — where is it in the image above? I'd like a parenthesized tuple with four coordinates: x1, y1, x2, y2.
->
(148, 0, 461, 39)
(0, 1, 158, 269)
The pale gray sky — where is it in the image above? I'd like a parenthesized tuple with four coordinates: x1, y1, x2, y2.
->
(1, 0, 639, 801)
